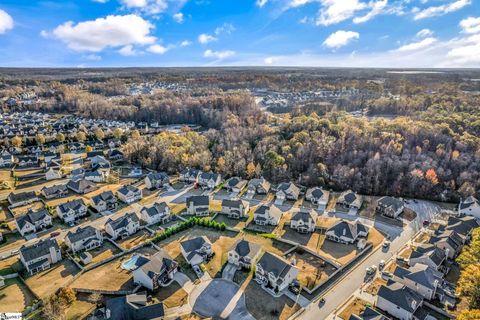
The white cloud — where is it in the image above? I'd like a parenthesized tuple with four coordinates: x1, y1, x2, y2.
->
(82, 54, 102, 61)
(317, 0, 367, 26)
(173, 12, 184, 23)
(119, 44, 138, 56)
(416, 28, 434, 38)
(460, 17, 480, 34)
(353, 0, 387, 24)
(264, 56, 279, 65)
(323, 30, 359, 48)
(203, 49, 235, 59)
(0, 9, 14, 34)
(148, 44, 169, 54)
(198, 33, 217, 44)
(92, 0, 109, 3)
(215, 23, 235, 35)
(180, 40, 192, 46)
(52, 15, 155, 52)
(120, 0, 168, 15)
(40, 30, 49, 38)
(394, 37, 437, 52)
(256, 0, 268, 7)
(413, 0, 471, 20)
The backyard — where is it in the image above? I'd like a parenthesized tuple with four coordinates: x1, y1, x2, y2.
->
(0, 277, 37, 312)
(75, 242, 121, 267)
(338, 297, 370, 320)
(153, 282, 188, 308)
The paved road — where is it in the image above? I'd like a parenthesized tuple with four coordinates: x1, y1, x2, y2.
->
(298, 200, 444, 320)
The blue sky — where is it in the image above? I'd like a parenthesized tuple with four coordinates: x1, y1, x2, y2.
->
(0, 0, 479, 67)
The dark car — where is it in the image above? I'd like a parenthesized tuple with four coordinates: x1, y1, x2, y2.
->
(50, 231, 61, 238)
(289, 286, 300, 295)
(423, 220, 430, 226)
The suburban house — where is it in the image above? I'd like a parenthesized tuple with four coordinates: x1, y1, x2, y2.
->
(132, 250, 178, 290)
(116, 185, 142, 204)
(253, 205, 283, 226)
(376, 281, 423, 320)
(90, 155, 111, 172)
(408, 244, 447, 274)
(227, 239, 262, 270)
(440, 216, 479, 243)
(179, 168, 201, 183)
(101, 292, 165, 320)
(391, 263, 441, 301)
(198, 172, 221, 189)
(224, 176, 248, 193)
(56, 199, 88, 225)
(8, 191, 39, 208)
(246, 177, 271, 197)
(17, 155, 38, 167)
(325, 220, 369, 244)
(105, 212, 140, 240)
(41, 184, 68, 199)
(67, 179, 98, 194)
(337, 190, 363, 214)
(0, 153, 13, 167)
(255, 252, 299, 293)
(458, 196, 480, 219)
(45, 167, 62, 181)
(221, 199, 249, 219)
(107, 149, 124, 161)
(91, 191, 118, 213)
(69, 168, 85, 180)
(305, 187, 329, 206)
(64, 226, 103, 253)
(20, 239, 62, 275)
(85, 170, 108, 183)
(144, 172, 170, 190)
(140, 202, 171, 225)
(186, 195, 210, 216)
(180, 236, 213, 266)
(349, 307, 389, 320)
(276, 182, 300, 202)
(376, 196, 405, 219)
(290, 209, 317, 233)
(15, 208, 53, 236)
(428, 230, 463, 259)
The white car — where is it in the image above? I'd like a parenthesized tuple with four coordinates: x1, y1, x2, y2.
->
(379, 260, 385, 269)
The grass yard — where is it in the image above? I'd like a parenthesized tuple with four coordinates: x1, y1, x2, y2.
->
(367, 228, 385, 248)
(25, 260, 80, 299)
(77, 242, 121, 266)
(244, 280, 300, 320)
(284, 249, 336, 290)
(71, 254, 134, 291)
(0, 232, 26, 253)
(213, 214, 247, 230)
(153, 282, 188, 308)
(364, 277, 387, 295)
(44, 193, 86, 208)
(210, 199, 222, 212)
(0, 277, 36, 312)
(338, 298, 370, 320)
(10, 201, 45, 217)
(117, 230, 151, 250)
(319, 239, 357, 265)
(0, 255, 22, 275)
(65, 300, 96, 320)
(170, 203, 186, 215)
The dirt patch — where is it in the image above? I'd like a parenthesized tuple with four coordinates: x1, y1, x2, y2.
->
(414, 232, 431, 244)
(65, 299, 96, 320)
(10, 201, 45, 217)
(364, 277, 387, 295)
(76, 242, 121, 267)
(338, 297, 369, 320)
(0, 278, 36, 312)
(117, 230, 151, 250)
(367, 228, 385, 248)
(153, 282, 188, 308)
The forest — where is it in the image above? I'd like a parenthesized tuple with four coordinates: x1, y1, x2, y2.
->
(2, 68, 480, 202)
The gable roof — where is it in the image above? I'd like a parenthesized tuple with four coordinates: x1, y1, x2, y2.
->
(291, 209, 317, 223)
(393, 263, 442, 290)
(186, 195, 209, 206)
(20, 238, 59, 262)
(338, 190, 362, 207)
(134, 250, 177, 279)
(92, 191, 116, 205)
(257, 252, 296, 279)
(141, 202, 168, 217)
(106, 212, 139, 231)
(66, 225, 99, 244)
(377, 281, 423, 313)
(180, 236, 211, 254)
(57, 199, 86, 213)
(41, 184, 68, 196)
(459, 196, 480, 210)
(327, 220, 368, 240)
(377, 196, 404, 211)
(117, 185, 141, 196)
(16, 208, 50, 229)
(231, 239, 262, 259)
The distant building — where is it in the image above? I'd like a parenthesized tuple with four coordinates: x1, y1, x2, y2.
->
(376, 196, 404, 219)
(458, 196, 480, 219)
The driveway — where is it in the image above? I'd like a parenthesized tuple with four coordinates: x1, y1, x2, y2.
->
(222, 263, 238, 281)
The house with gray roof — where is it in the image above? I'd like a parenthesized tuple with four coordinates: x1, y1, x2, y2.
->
(253, 205, 282, 226)
(376, 281, 423, 320)
(428, 230, 463, 259)
(56, 199, 88, 225)
(221, 199, 249, 219)
(15, 208, 52, 237)
(458, 195, 480, 219)
(186, 195, 210, 216)
(20, 238, 62, 275)
(180, 236, 213, 266)
(179, 167, 201, 183)
(376, 196, 404, 219)
(276, 182, 300, 202)
(440, 216, 479, 242)
(65, 225, 103, 253)
(290, 209, 317, 233)
(255, 251, 299, 293)
(227, 239, 262, 270)
(349, 307, 390, 320)
(132, 250, 178, 290)
(198, 172, 221, 189)
(224, 176, 248, 193)
(145, 172, 170, 190)
(67, 179, 98, 194)
(337, 190, 363, 215)
(116, 185, 142, 204)
(247, 177, 271, 197)
(101, 291, 164, 320)
(325, 220, 369, 244)
(408, 244, 447, 274)
(105, 212, 140, 240)
(91, 191, 118, 213)
(140, 202, 171, 225)
(392, 263, 442, 301)
(0, 153, 13, 167)
(8, 191, 38, 208)
(41, 184, 68, 199)
(305, 187, 329, 206)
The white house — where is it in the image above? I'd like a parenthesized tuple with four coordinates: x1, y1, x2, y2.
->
(132, 250, 178, 290)
(186, 195, 210, 216)
(140, 202, 171, 225)
(376, 282, 423, 320)
(458, 196, 480, 219)
(376, 196, 405, 219)
(105, 212, 140, 240)
(276, 182, 300, 202)
(15, 208, 53, 236)
(20, 239, 62, 275)
(56, 199, 88, 225)
(180, 236, 213, 266)
(45, 167, 62, 181)
(64, 226, 103, 253)
(325, 220, 369, 244)
(91, 191, 118, 213)
(221, 199, 249, 219)
(116, 185, 142, 204)
(305, 187, 329, 206)
(247, 178, 271, 197)
(290, 209, 317, 233)
(145, 172, 170, 190)
(255, 252, 299, 293)
(41, 184, 68, 199)
(227, 239, 262, 270)
(198, 172, 221, 189)
(253, 205, 282, 226)
(336, 190, 363, 215)
(224, 177, 248, 193)
(179, 168, 201, 183)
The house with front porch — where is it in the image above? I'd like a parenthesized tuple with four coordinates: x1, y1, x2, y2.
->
(179, 168, 201, 183)
(105, 212, 140, 240)
(228, 239, 262, 270)
(247, 177, 271, 197)
(15, 208, 53, 236)
(198, 172, 221, 189)
(224, 177, 248, 193)
(64, 226, 103, 253)
(20, 239, 62, 275)
(144, 172, 170, 190)
(255, 252, 299, 293)
(56, 199, 88, 225)
(290, 209, 317, 233)
(276, 182, 300, 202)
(91, 191, 118, 213)
(140, 202, 171, 225)
(41, 184, 68, 199)
(133, 250, 178, 290)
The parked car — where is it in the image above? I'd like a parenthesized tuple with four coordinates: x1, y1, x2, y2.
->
(423, 220, 430, 227)
(50, 231, 60, 238)
(366, 265, 377, 275)
(396, 256, 407, 263)
(379, 260, 385, 269)
(382, 241, 390, 249)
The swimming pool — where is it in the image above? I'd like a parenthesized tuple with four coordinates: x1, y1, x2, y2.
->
(121, 254, 141, 271)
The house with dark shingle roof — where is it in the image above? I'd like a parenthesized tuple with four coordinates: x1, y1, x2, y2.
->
(15, 208, 52, 237)
(428, 230, 463, 259)
(132, 250, 178, 290)
(325, 220, 369, 244)
(305, 187, 329, 206)
(100, 291, 164, 320)
(20, 238, 62, 275)
(441, 216, 479, 242)
(348, 307, 390, 320)
(91, 191, 118, 213)
(56, 199, 88, 225)
(179, 167, 201, 183)
(276, 182, 300, 201)
(186, 195, 210, 216)
(144, 172, 170, 190)
(247, 177, 271, 197)
(290, 209, 317, 233)
(458, 196, 480, 219)
(227, 239, 262, 269)
(408, 244, 447, 274)
(376, 281, 423, 320)
(224, 176, 248, 193)
(116, 185, 142, 204)
(337, 190, 363, 214)
(391, 263, 442, 301)
(8, 191, 38, 208)
(376, 196, 404, 219)
(221, 199, 249, 219)
(253, 205, 282, 226)
(67, 179, 98, 194)
(180, 236, 213, 266)
(255, 252, 299, 292)
(0, 153, 13, 167)
(198, 172, 221, 189)
(105, 212, 140, 240)
(41, 184, 68, 199)
(140, 202, 171, 225)
(65, 225, 103, 253)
